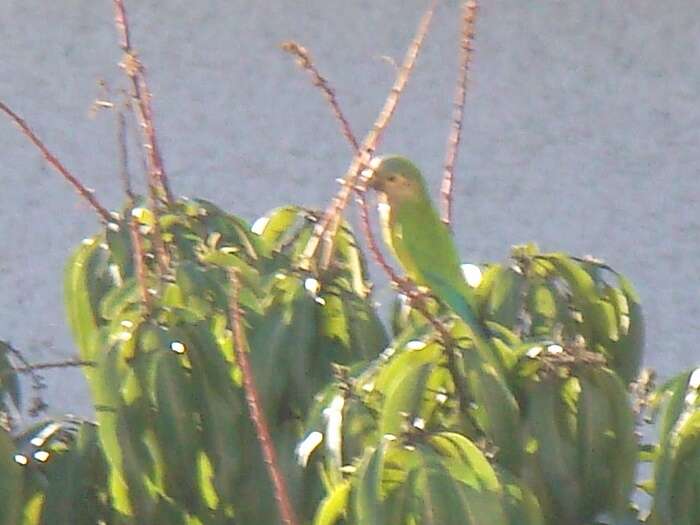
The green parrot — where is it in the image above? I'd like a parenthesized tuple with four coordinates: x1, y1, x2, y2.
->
(365, 155, 488, 343)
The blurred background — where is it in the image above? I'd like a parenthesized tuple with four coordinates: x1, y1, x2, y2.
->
(0, 0, 698, 417)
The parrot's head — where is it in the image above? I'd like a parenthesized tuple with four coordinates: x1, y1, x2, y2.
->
(363, 155, 429, 202)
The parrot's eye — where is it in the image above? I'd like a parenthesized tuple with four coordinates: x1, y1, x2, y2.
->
(387, 174, 397, 182)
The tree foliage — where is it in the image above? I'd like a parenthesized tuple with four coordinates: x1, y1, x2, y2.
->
(0, 196, 696, 524)
(1, 2, 697, 524)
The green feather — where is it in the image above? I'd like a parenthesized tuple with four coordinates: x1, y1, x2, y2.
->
(368, 155, 487, 343)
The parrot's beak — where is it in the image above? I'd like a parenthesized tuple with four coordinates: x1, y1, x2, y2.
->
(361, 157, 384, 191)
(361, 167, 378, 190)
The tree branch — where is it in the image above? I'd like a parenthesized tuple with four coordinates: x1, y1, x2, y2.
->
(112, 0, 173, 206)
(0, 101, 112, 223)
(12, 359, 96, 373)
(299, 0, 438, 271)
(116, 106, 135, 200)
(281, 42, 360, 152)
(227, 270, 299, 525)
(113, 0, 172, 277)
(440, 1, 478, 226)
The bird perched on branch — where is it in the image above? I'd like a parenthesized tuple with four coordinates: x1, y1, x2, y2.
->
(364, 155, 488, 344)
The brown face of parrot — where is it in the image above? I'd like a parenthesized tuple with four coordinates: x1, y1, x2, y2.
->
(365, 159, 423, 202)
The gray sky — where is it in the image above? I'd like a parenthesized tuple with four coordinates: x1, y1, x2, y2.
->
(1, 0, 698, 417)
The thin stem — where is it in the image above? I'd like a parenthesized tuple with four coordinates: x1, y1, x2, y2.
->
(282, 39, 415, 294)
(12, 359, 96, 373)
(440, 0, 478, 226)
(123, 95, 151, 183)
(116, 108, 134, 200)
(0, 101, 112, 223)
(227, 270, 299, 525)
(281, 40, 388, 277)
(112, 0, 173, 206)
(300, 0, 438, 270)
(281, 41, 360, 152)
(1, 341, 47, 416)
(113, 0, 171, 276)
(114, 95, 154, 311)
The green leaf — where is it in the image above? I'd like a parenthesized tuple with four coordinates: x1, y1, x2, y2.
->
(0, 341, 21, 411)
(199, 250, 260, 289)
(372, 342, 443, 401)
(87, 337, 156, 519)
(463, 352, 523, 472)
(99, 277, 141, 321)
(314, 481, 351, 525)
(427, 432, 500, 491)
(0, 428, 22, 525)
(253, 206, 304, 245)
(22, 493, 44, 525)
(379, 362, 433, 435)
(64, 237, 109, 360)
(183, 322, 243, 510)
(343, 291, 387, 361)
(39, 422, 109, 525)
(652, 372, 700, 525)
(320, 293, 351, 348)
(496, 468, 545, 525)
(576, 370, 615, 517)
(527, 283, 558, 337)
(523, 378, 581, 523)
(483, 266, 525, 328)
(543, 253, 598, 341)
(584, 367, 637, 518)
(418, 439, 508, 525)
(354, 443, 386, 525)
(606, 277, 644, 384)
(150, 350, 202, 512)
(657, 371, 694, 441)
(591, 299, 620, 342)
(197, 451, 219, 510)
(106, 222, 135, 278)
(419, 456, 473, 525)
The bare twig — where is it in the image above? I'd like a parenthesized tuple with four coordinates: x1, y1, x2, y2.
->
(282, 41, 360, 152)
(112, 0, 173, 206)
(90, 81, 134, 200)
(299, 0, 438, 270)
(113, 1, 171, 277)
(0, 101, 112, 223)
(91, 88, 158, 302)
(117, 95, 154, 309)
(440, 1, 478, 226)
(12, 359, 97, 373)
(281, 39, 388, 278)
(122, 94, 151, 183)
(116, 108, 135, 200)
(227, 270, 299, 525)
(0, 341, 47, 416)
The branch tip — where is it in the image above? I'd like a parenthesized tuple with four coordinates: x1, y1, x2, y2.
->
(0, 100, 112, 223)
(440, 0, 478, 226)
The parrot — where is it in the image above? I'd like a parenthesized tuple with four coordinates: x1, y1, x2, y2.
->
(364, 154, 489, 345)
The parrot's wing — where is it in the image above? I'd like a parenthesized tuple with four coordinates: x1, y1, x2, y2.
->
(399, 214, 483, 335)
(421, 267, 482, 329)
